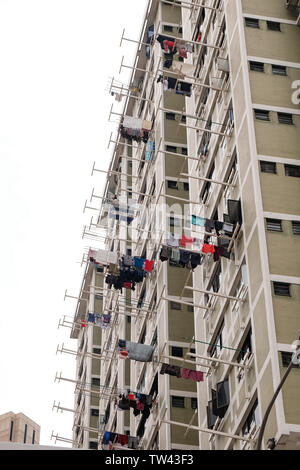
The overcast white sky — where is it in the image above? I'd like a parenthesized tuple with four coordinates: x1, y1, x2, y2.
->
(0, 0, 146, 446)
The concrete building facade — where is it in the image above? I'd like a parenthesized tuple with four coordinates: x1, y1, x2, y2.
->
(66, 0, 300, 451)
(0, 412, 40, 445)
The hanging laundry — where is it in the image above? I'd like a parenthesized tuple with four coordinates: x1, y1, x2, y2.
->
(156, 34, 176, 49)
(145, 140, 155, 161)
(88, 313, 95, 323)
(175, 39, 193, 53)
(214, 220, 224, 235)
(144, 259, 154, 272)
(191, 215, 206, 227)
(160, 363, 181, 378)
(101, 314, 111, 329)
(202, 244, 215, 254)
(159, 245, 170, 261)
(179, 249, 191, 267)
(163, 39, 175, 52)
(205, 219, 215, 233)
(169, 247, 181, 265)
(92, 249, 118, 266)
(123, 116, 143, 130)
(213, 246, 225, 262)
(145, 25, 154, 60)
(180, 234, 196, 247)
(127, 436, 139, 449)
(134, 256, 145, 269)
(117, 434, 129, 446)
(190, 253, 202, 269)
(118, 339, 154, 362)
(167, 233, 180, 247)
(181, 368, 204, 382)
(94, 314, 102, 327)
(121, 255, 134, 268)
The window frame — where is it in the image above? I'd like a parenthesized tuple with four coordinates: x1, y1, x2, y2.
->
(260, 160, 277, 174)
(249, 61, 264, 72)
(278, 112, 293, 125)
(254, 109, 270, 121)
(273, 282, 291, 297)
(245, 17, 259, 28)
(266, 218, 282, 232)
(171, 396, 185, 408)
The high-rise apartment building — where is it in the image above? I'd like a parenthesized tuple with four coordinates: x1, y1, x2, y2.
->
(64, 0, 300, 451)
(0, 412, 40, 445)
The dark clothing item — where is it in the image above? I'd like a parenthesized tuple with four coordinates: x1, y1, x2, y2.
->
(190, 253, 201, 269)
(214, 221, 224, 235)
(160, 363, 181, 378)
(156, 34, 175, 48)
(179, 249, 191, 267)
(205, 219, 215, 233)
(128, 436, 139, 449)
(117, 434, 128, 446)
(118, 398, 130, 410)
(213, 246, 225, 262)
(160, 245, 170, 261)
(118, 339, 126, 348)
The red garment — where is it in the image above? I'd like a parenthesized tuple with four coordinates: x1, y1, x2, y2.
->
(144, 259, 154, 272)
(196, 31, 201, 42)
(123, 282, 132, 289)
(182, 368, 204, 382)
(163, 39, 175, 52)
(136, 401, 144, 411)
(117, 434, 129, 446)
(180, 234, 196, 247)
(128, 393, 135, 400)
(201, 243, 215, 254)
(81, 322, 86, 328)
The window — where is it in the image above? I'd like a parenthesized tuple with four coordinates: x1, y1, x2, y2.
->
(89, 441, 98, 450)
(169, 216, 180, 227)
(181, 147, 188, 155)
(281, 351, 300, 368)
(170, 301, 181, 310)
(187, 305, 194, 312)
(167, 180, 178, 189)
(91, 377, 100, 387)
(242, 400, 260, 436)
(237, 329, 253, 363)
(210, 322, 224, 357)
(91, 409, 99, 417)
(9, 421, 13, 441)
(278, 112, 293, 125)
(24, 424, 27, 444)
(127, 248, 132, 256)
(166, 112, 176, 120)
(272, 64, 287, 76)
(183, 182, 189, 191)
(266, 218, 282, 232)
(292, 221, 300, 235)
(260, 161, 276, 174)
(285, 164, 300, 177)
(191, 398, 198, 410)
(32, 430, 36, 444)
(172, 396, 185, 408)
(166, 145, 177, 153)
(245, 18, 259, 28)
(273, 282, 291, 297)
(127, 315, 131, 323)
(267, 21, 281, 31)
(254, 109, 270, 121)
(171, 346, 183, 357)
(250, 61, 264, 72)
(93, 348, 101, 355)
(163, 25, 173, 32)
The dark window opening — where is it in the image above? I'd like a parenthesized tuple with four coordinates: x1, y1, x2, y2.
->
(278, 112, 293, 125)
(272, 64, 286, 76)
(267, 21, 281, 31)
(245, 18, 259, 28)
(266, 218, 282, 232)
(171, 346, 183, 357)
(285, 164, 300, 177)
(249, 61, 264, 72)
(292, 221, 300, 235)
(273, 282, 291, 297)
(260, 161, 276, 174)
(254, 109, 270, 121)
(172, 396, 185, 408)
(281, 351, 300, 368)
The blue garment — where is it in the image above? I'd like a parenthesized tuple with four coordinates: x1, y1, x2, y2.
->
(134, 257, 145, 269)
(88, 313, 95, 323)
(102, 431, 111, 445)
(192, 215, 206, 227)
